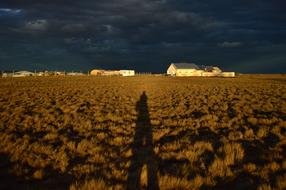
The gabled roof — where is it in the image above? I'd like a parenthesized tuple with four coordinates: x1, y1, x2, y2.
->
(172, 63, 200, 70)
(15, 71, 34, 74)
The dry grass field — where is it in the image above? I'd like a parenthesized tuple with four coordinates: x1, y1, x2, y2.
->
(0, 75, 286, 190)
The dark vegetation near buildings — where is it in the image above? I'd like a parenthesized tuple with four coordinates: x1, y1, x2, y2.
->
(0, 76, 285, 189)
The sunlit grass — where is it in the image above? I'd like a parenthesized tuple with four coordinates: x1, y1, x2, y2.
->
(0, 76, 285, 189)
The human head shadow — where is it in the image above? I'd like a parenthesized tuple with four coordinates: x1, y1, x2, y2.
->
(126, 91, 159, 190)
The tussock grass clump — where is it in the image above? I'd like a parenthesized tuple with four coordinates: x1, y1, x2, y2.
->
(69, 178, 119, 190)
(158, 175, 193, 190)
(33, 169, 44, 180)
(208, 158, 233, 178)
(220, 142, 244, 165)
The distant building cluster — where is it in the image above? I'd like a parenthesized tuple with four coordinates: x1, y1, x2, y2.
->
(0, 70, 136, 78)
(1, 71, 85, 78)
(90, 70, 135, 76)
(167, 63, 236, 77)
(1, 63, 236, 78)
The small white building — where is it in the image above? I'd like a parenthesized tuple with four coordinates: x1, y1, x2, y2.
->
(220, 72, 236, 77)
(119, 70, 135, 76)
(1, 73, 8, 77)
(66, 72, 85, 76)
(13, 71, 35, 77)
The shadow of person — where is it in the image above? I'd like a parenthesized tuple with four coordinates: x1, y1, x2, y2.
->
(126, 91, 159, 190)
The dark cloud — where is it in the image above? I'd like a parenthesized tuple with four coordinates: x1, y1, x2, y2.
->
(218, 41, 243, 48)
(0, 0, 286, 73)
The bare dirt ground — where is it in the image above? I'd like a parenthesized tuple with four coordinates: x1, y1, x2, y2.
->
(0, 75, 285, 190)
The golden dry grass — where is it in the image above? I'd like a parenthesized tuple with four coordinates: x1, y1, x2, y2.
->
(0, 75, 285, 190)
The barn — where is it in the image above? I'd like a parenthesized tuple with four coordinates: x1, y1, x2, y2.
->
(90, 69, 135, 76)
(90, 70, 104, 75)
(167, 63, 204, 76)
(167, 63, 235, 77)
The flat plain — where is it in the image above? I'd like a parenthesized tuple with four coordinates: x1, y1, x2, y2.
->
(0, 75, 285, 190)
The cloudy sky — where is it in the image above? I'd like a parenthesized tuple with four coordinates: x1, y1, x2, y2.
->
(0, 0, 285, 73)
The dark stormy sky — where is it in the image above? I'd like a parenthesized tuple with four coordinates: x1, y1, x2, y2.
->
(0, 0, 286, 73)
